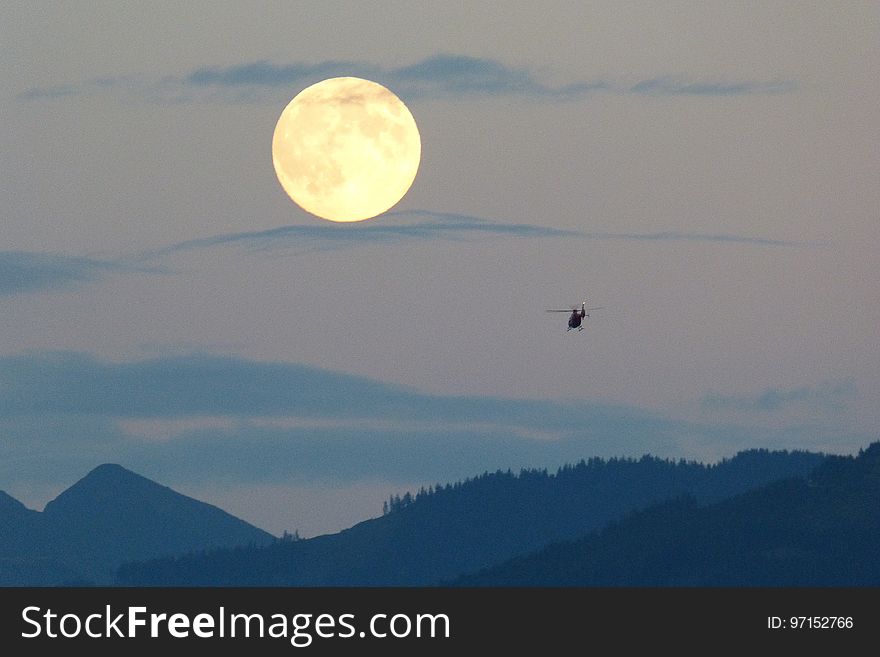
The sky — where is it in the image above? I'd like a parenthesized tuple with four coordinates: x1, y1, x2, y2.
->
(1, 1, 878, 537)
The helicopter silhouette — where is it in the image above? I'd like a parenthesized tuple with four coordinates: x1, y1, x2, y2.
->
(546, 301, 603, 331)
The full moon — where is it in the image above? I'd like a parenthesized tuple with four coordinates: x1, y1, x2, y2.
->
(272, 77, 421, 222)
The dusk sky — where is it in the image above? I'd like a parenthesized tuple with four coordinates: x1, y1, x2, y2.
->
(2, 2, 877, 537)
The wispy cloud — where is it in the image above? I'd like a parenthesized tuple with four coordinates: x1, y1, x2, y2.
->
(0, 351, 659, 434)
(18, 84, 80, 100)
(385, 55, 609, 99)
(185, 60, 369, 88)
(19, 54, 794, 104)
(0, 251, 154, 296)
(6, 214, 812, 297)
(184, 56, 792, 100)
(702, 380, 858, 413)
(147, 211, 822, 259)
(630, 76, 794, 96)
(181, 55, 602, 98)
(143, 209, 820, 260)
(147, 211, 580, 258)
(580, 231, 821, 247)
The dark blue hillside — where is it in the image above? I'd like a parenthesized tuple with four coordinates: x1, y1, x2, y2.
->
(456, 442, 880, 586)
(118, 447, 825, 585)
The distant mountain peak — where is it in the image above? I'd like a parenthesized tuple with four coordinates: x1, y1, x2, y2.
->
(89, 463, 129, 474)
(70, 462, 163, 489)
(2, 464, 275, 585)
(82, 463, 146, 481)
(43, 463, 183, 518)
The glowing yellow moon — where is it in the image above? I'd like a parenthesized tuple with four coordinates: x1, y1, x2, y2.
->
(272, 77, 421, 222)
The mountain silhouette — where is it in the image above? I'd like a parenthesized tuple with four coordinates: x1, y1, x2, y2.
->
(117, 448, 825, 586)
(0, 491, 43, 554)
(0, 490, 36, 517)
(455, 442, 880, 585)
(0, 464, 274, 585)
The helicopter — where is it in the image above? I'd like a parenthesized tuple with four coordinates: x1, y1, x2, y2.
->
(546, 301, 603, 331)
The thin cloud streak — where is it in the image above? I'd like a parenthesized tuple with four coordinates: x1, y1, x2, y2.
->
(186, 55, 793, 99)
(630, 76, 794, 96)
(0, 251, 156, 296)
(702, 380, 858, 413)
(146, 211, 580, 258)
(4, 214, 814, 298)
(19, 54, 794, 103)
(147, 211, 822, 259)
(581, 231, 823, 247)
(0, 351, 663, 435)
